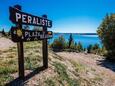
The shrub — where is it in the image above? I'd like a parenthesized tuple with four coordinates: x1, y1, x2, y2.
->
(92, 43, 100, 50)
(92, 43, 100, 54)
(50, 36, 66, 51)
(70, 41, 76, 49)
(100, 45, 107, 55)
(87, 44, 93, 53)
(77, 42, 83, 52)
(1, 29, 6, 36)
(87, 44, 101, 54)
(97, 14, 115, 61)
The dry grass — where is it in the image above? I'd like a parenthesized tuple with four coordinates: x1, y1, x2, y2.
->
(0, 39, 110, 86)
(0, 41, 43, 85)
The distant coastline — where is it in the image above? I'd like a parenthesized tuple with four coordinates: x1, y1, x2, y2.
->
(53, 32, 97, 35)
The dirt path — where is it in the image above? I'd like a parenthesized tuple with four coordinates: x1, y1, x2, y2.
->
(56, 52, 115, 86)
(0, 37, 15, 50)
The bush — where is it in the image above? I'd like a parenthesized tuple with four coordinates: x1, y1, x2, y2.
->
(92, 43, 99, 50)
(77, 42, 83, 52)
(87, 44, 93, 53)
(87, 44, 101, 54)
(97, 14, 115, 61)
(50, 36, 66, 51)
(1, 29, 6, 36)
(70, 41, 76, 49)
(92, 43, 100, 54)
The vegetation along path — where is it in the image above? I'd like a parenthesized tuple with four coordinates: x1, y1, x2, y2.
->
(56, 52, 115, 86)
(0, 37, 115, 86)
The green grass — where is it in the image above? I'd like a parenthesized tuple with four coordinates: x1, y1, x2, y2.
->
(70, 60, 85, 73)
(45, 78, 55, 86)
(0, 66, 17, 75)
(8, 47, 17, 52)
(25, 52, 42, 70)
(0, 74, 14, 86)
(24, 41, 41, 49)
(53, 62, 79, 86)
(0, 41, 42, 85)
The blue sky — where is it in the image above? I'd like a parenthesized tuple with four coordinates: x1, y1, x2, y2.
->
(0, 0, 115, 33)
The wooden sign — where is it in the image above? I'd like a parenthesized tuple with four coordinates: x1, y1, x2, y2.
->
(9, 7, 52, 28)
(9, 5, 52, 80)
(11, 27, 53, 42)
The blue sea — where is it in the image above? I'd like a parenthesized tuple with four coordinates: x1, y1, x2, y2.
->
(48, 33, 102, 48)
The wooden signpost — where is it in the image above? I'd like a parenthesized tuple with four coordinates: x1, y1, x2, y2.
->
(9, 6, 52, 27)
(11, 27, 53, 42)
(9, 5, 52, 80)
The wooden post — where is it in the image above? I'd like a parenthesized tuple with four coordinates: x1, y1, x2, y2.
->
(14, 5, 25, 80)
(42, 15, 48, 68)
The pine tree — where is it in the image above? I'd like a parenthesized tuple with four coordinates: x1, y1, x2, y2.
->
(68, 34, 73, 48)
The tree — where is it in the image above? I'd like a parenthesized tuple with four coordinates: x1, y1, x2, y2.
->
(68, 34, 73, 48)
(2, 28, 5, 36)
(50, 36, 66, 51)
(97, 13, 115, 61)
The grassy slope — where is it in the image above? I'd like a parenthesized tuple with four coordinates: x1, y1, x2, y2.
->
(0, 41, 103, 86)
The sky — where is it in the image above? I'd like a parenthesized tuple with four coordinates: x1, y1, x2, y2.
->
(0, 0, 115, 33)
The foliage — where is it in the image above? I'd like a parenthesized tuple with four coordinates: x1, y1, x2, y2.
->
(92, 43, 100, 54)
(50, 35, 103, 54)
(77, 42, 83, 52)
(92, 43, 99, 50)
(8, 29, 11, 37)
(87, 44, 101, 54)
(87, 44, 92, 53)
(68, 34, 73, 48)
(1, 28, 6, 36)
(69, 41, 76, 49)
(97, 14, 115, 61)
(50, 35, 66, 51)
(100, 45, 107, 55)
(50, 36, 84, 52)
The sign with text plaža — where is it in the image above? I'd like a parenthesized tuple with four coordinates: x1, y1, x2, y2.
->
(9, 5, 52, 80)
(9, 7, 52, 28)
(11, 27, 53, 42)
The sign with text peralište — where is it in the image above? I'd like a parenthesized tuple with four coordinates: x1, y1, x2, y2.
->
(11, 27, 53, 42)
(9, 7, 52, 28)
